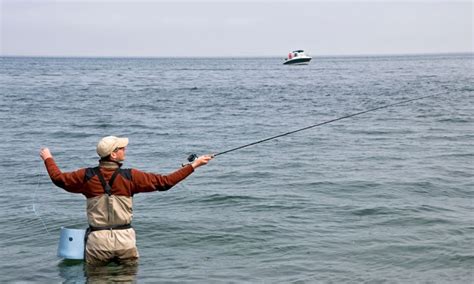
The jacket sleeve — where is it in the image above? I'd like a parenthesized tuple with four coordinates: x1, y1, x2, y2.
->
(131, 164, 194, 194)
(44, 158, 86, 194)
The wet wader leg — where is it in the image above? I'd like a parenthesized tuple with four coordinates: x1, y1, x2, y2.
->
(116, 247, 139, 265)
(84, 230, 114, 266)
(85, 247, 115, 266)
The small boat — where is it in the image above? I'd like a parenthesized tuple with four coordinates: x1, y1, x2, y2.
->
(283, 50, 312, 65)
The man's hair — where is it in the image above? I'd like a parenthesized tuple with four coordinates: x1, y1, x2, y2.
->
(100, 155, 113, 162)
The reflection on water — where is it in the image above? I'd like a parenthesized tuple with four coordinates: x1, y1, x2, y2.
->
(58, 259, 138, 283)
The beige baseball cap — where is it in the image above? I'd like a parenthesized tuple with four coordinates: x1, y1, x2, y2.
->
(96, 136, 129, 158)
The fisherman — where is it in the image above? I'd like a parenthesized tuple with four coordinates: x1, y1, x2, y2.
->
(40, 136, 213, 266)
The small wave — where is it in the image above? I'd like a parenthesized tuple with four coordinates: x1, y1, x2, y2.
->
(437, 117, 472, 123)
(351, 204, 456, 217)
(88, 82, 107, 86)
(193, 193, 262, 205)
(375, 215, 454, 227)
(50, 130, 96, 138)
(449, 254, 474, 263)
(39, 73, 62, 77)
(177, 87, 199, 91)
(352, 206, 395, 216)
(459, 86, 474, 92)
(411, 204, 456, 213)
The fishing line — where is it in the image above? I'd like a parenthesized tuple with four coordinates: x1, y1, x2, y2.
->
(187, 93, 439, 162)
(33, 169, 52, 236)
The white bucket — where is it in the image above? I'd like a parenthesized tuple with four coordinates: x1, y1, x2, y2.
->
(57, 227, 86, 260)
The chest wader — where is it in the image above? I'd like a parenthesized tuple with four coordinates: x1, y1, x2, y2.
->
(83, 167, 132, 259)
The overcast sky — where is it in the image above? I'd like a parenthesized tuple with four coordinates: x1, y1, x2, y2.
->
(1, 0, 472, 57)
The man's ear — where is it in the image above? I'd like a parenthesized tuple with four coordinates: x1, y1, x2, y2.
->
(110, 151, 118, 160)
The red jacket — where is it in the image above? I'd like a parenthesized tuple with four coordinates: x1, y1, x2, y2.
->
(44, 158, 194, 198)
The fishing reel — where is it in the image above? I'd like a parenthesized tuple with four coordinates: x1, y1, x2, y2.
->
(182, 153, 198, 167)
(187, 153, 199, 162)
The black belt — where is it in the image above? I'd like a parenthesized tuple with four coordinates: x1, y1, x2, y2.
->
(88, 223, 132, 232)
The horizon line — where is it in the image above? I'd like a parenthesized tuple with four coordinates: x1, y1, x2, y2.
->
(1, 51, 472, 59)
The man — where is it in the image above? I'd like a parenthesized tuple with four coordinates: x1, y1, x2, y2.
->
(40, 136, 213, 266)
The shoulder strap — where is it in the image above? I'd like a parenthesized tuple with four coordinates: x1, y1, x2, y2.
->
(93, 167, 120, 196)
(120, 168, 132, 181)
(84, 167, 96, 183)
(108, 168, 121, 189)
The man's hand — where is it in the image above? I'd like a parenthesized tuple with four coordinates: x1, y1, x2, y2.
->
(191, 154, 214, 169)
(40, 148, 53, 161)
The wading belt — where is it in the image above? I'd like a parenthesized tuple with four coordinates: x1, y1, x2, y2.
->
(88, 223, 132, 232)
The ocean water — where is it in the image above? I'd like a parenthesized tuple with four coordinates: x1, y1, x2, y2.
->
(0, 54, 473, 283)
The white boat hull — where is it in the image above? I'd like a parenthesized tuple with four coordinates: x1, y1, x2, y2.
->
(283, 57, 312, 65)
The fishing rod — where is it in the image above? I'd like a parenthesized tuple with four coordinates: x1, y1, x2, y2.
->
(186, 93, 438, 163)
